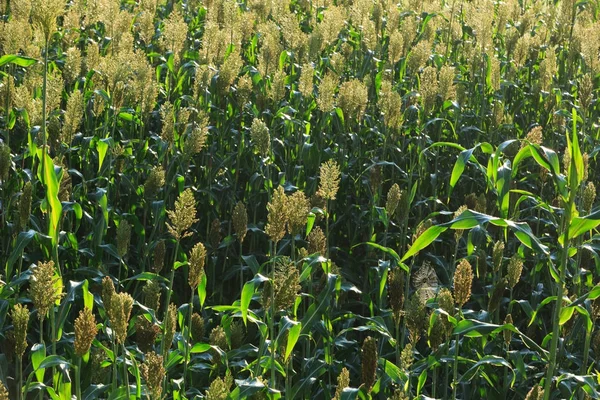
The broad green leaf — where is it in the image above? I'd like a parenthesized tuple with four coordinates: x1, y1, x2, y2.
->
(198, 273, 207, 307)
(0, 54, 37, 67)
(285, 322, 301, 361)
(241, 279, 254, 325)
(31, 343, 46, 383)
(401, 226, 447, 262)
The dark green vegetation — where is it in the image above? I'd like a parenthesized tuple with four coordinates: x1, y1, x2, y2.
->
(0, 0, 600, 399)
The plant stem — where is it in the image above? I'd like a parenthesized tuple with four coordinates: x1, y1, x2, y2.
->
(183, 290, 194, 392)
(76, 356, 82, 400)
(17, 356, 23, 400)
(122, 344, 129, 396)
(452, 332, 460, 400)
(112, 339, 118, 393)
(543, 189, 576, 399)
(163, 240, 180, 322)
(270, 241, 276, 389)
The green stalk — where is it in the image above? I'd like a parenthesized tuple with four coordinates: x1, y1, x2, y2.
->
(543, 189, 576, 399)
(581, 324, 592, 376)
(76, 356, 82, 400)
(269, 241, 276, 388)
(163, 240, 180, 322)
(39, 319, 44, 400)
(40, 38, 49, 182)
(122, 344, 129, 396)
(183, 290, 194, 392)
(452, 332, 460, 399)
(17, 356, 23, 400)
(112, 339, 118, 393)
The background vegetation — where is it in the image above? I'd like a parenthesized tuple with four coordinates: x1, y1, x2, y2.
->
(0, 0, 600, 399)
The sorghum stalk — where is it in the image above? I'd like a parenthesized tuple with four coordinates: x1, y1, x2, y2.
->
(543, 186, 576, 399)
(452, 313, 462, 400)
(183, 291, 194, 391)
(270, 242, 276, 388)
(122, 344, 129, 394)
(76, 356, 82, 400)
(162, 240, 179, 324)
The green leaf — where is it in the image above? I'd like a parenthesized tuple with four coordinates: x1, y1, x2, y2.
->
(82, 279, 94, 311)
(198, 273, 207, 307)
(284, 321, 301, 361)
(401, 225, 447, 262)
(449, 145, 479, 198)
(97, 139, 109, 172)
(241, 279, 254, 326)
(37, 150, 63, 248)
(31, 343, 46, 383)
(459, 355, 514, 386)
(190, 343, 211, 353)
(568, 209, 600, 240)
(559, 306, 575, 326)
(0, 54, 37, 67)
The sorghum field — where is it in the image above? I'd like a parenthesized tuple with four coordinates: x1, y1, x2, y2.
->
(0, 0, 599, 399)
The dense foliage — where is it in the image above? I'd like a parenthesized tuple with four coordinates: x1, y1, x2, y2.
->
(0, 0, 600, 399)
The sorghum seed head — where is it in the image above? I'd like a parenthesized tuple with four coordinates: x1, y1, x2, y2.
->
(386, 183, 401, 217)
(141, 352, 165, 400)
(188, 242, 207, 289)
(492, 241, 504, 273)
(333, 367, 350, 400)
(74, 307, 97, 356)
(142, 280, 161, 312)
(337, 79, 368, 121)
(184, 124, 209, 158)
(191, 313, 205, 342)
(317, 160, 341, 201)
(308, 226, 327, 256)
(166, 188, 198, 241)
(583, 182, 596, 215)
(163, 303, 177, 352)
(209, 325, 228, 349)
(206, 372, 233, 400)
(0, 143, 10, 181)
(31, 0, 66, 41)
(232, 201, 248, 243)
(524, 385, 544, 400)
(29, 260, 62, 320)
(526, 126, 543, 146)
(400, 343, 413, 371)
(405, 294, 427, 343)
(116, 220, 131, 258)
(17, 181, 33, 232)
(388, 268, 405, 324)
(0, 379, 8, 400)
(135, 316, 160, 353)
(265, 186, 289, 244)
(361, 336, 378, 391)
(12, 303, 30, 358)
(503, 314, 513, 345)
(506, 254, 523, 289)
(261, 257, 301, 311)
(454, 259, 473, 308)
(109, 292, 134, 345)
(454, 205, 468, 241)
(250, 118, 270, 158)
(287, 191, 310, 236)
(153, 240, 166, 274)
(144, 166, 166, 200)
(102, 276, 115, 310)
